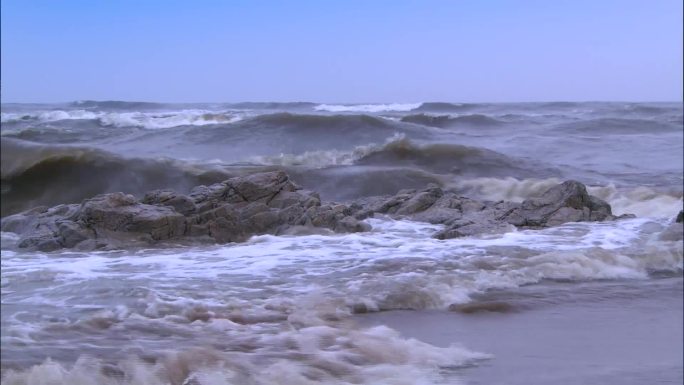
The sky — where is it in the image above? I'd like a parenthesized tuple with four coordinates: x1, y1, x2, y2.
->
(1, 0, 682, 103)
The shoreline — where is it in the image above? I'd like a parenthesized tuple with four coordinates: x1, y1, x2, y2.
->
(357, 277, 684, 385)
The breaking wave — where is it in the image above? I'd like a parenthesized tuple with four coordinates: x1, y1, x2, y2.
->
(249, 133, 560, 178)
(353, 136, 560, 178)
(450, 176, 684, 218)
(1, 109, 244, 129)
(412, 102, 482, 112)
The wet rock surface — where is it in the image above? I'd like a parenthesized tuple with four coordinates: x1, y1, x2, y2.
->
(350, 180, 619, 240)
(2, 172, 623, 251)
(1, 171, 367, 251)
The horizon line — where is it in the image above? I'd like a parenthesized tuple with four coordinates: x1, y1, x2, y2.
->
(1, 99, 682, 105)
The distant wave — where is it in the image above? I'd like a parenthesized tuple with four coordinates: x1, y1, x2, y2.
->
(1, 109, 244, 129)
(1, 109, 99, 123)
(226, 102, 317, 110)
(246, 112, 396, 130)
(0, 133, 559, 215)
(180, 113, 429, 152)
(400, 113, 504, 127)
(1, 112, 434, 161)
(613, 103, 683, 115)
(552, 118, 679, 134)
(251, 133, 560, 179)
(412, 102, 483, 112)
(3, 135, 681, 218)
(354, 135, 560, 178)
(314, 103, 421, 113)
(71, 100, 167, 110)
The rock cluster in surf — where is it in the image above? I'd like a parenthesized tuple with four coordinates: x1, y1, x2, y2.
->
(2, 171, 627, 251)
(1, 171, 368, 251)
(350, 180, 620, 239)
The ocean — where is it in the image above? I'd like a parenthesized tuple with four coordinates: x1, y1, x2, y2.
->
(1, 101, 682, 384)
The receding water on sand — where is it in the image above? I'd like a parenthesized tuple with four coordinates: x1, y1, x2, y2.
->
(359, 278, 684, 385)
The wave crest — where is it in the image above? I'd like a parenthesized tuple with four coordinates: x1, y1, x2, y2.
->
(401, 113, 504, 127)
(0, 138, 234, 216)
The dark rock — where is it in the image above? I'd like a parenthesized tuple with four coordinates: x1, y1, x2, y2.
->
(501, 180, 614, 228)
(2, 171, 371, 251)
(335, 216, 372, 233)
(615, 213, 637, 220)
(676, 210, 683, 223)
(227, 170, 297, 203)
(143, 190, 196, 215)
(434, 219, 513, 239)
(78, 193, 187, 241)
(57, 220, 94, 248)
(349, 179, 621, 240)
(2, 173, 625, 251)
(395, 185, 443, 215)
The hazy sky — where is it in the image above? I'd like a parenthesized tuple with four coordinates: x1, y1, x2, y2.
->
(1, 0, 682, 103)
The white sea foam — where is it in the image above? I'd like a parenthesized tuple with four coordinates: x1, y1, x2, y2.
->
(587, 184, 684, 217)
(0, 326, 486, 385)
(98, 110, 244, 129)
(248, 133, 405, 167)
(1, 110, 100, 123)
(0, 109, 244, 129)
(2, 217, 680, 303)
(2, 216, 681, 384)
(314, 103, 422, 113)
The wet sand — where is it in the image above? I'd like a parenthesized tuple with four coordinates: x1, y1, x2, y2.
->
(358, 278, 683, 385)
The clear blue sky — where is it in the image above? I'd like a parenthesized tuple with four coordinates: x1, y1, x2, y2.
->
(1, 0, 682, 103)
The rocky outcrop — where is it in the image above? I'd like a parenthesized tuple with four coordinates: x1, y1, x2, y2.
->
(350, 180, 620, 239)
(677, 210, 683, 223)
(500, 180, 614, 228)
(1, 172, 624, 251)
(1, 171, 369, 251)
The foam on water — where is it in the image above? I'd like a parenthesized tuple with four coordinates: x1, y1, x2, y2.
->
(588, 184, 684, 217)
(1, 110, 100, 123)
(2, 216, 682, 384)
(1, 110, 245, 129)
(0, 327, 486, 385)
(98, 110, 244, 129)
(2, 217, 680, 305)
(248, 133, 404, 167)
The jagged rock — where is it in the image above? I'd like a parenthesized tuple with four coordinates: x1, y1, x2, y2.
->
(79, 193, 187, 240)
(1, 171, 369, 252)
(142, 190, 197, 215)
(1, 172, 626, 251)
(501, 180, 613, 228)
(434, 219, 513, 239)
(395, 185, 443, 215)
(229, 170, 298, 203)
(676, 210, 683, 223)
(350, 179, 620, 240)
